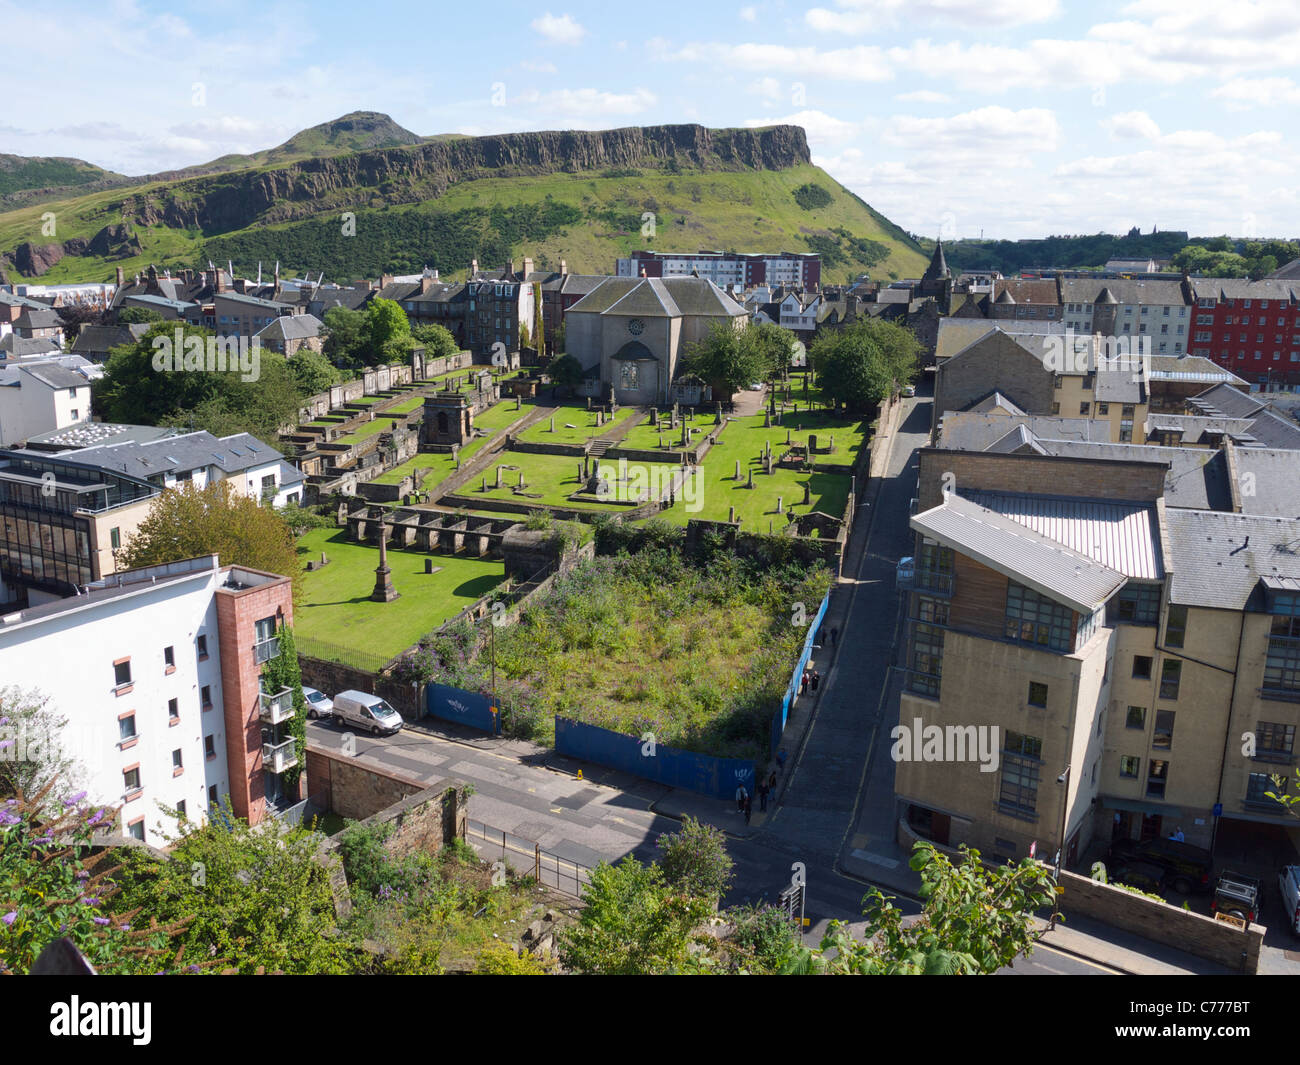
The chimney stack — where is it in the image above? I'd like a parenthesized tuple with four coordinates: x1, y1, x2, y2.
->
(560, 259, 568, 276)
(470, 258, 479, 278)
(115, 266, 124, 287)
(507, 259, 515, 279)
(521, 257, 534, 279)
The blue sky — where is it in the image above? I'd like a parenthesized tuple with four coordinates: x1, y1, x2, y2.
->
(5, 0, 1298, 240)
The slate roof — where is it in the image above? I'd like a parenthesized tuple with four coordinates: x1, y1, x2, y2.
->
(1194, 279, 1299, 303)
(568, 277, 745, 319)
(1230, 447, 1300, 518)
(60, 430, 284, 480)
(1188, 383, 1265, 420)
(1034, 439, 1232, 512)
(13, 307, 65, 330)
(937, 413, 1108, 452)
(1164, 509, 1300, 610)
(70, 324, 150, 357)
(1060, 278, 1190, 306)
(214, 292, 295, 312)
(123, 293, 197, 313)
(255, 314, 323, 342)
(0, 336, 61, 358)
(911, 492, 1128, 614)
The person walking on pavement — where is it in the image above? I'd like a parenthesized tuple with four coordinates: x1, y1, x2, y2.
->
(743, 794, 753, 825)
(830, 626, 838, 647)
(800, 670, 809, 696)
(768, 770, 777, 793)
(758, 780, 769, 812)
(811, 670, 820, 693)
(736, 783, 748, 813)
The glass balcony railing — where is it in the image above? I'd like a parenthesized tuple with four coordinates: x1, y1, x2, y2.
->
(252, 636, 280, 664)
(258, 687, 294, 725)
(262, 737, 298, 774)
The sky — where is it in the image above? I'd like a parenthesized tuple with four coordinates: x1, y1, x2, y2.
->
(5, 0, 1299, 241)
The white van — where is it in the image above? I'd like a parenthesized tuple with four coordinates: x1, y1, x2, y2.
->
(332, 690, 404, 736)
(1278, 865, 1300, 935)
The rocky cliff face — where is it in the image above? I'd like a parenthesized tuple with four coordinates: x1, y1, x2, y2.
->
(124, 124, 812, 235)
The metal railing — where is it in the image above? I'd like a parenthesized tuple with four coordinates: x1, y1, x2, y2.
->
(465, 818, 592, 897)
(258, 686, 294, 724)
(262, 737, 298, 774)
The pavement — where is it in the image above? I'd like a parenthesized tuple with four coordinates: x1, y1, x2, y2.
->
(306, 386, 1244, 976)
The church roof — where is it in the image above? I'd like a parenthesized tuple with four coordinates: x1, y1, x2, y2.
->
(922, 240, 950, 282)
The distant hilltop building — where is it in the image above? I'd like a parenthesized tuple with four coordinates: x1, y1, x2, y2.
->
(616, 249, 820, 290)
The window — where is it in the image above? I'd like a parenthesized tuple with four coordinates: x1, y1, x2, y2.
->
(907, 610, 945, 698)
(172, 748, 183, 771)
(1050, 402, 1060, 415)
(999, 732, 1042, 818)
(1097, 402, 1109, 415)
(260, 473, 276, 499)
(1264, 592, 1300, 696)
(204, 735, 216, 760)
(119, 715, 136, 742)
(254, 616, 279, 663)
(1120, 756, 1140, 778)
(110, 527, 121, 551)
(123, 766, 141, 792)
(1146, 759, 1168, 799)
(197, 634, 208, 660)
(1246, 771, 1287, 809)
(113, 659, 132, 688)
(1112, 583, 1161, 625)
(208, 785, 219, 808)
(1159, 604, 1188, 648)
(1004, 582, 1074, 652)
(164, 645, 175, 670)
(1028, 682, 1049, 708)
(1255, 722, 1295, 763)
(176, 799, 187, 820)
(168, 697, 179, 723)
(1159, 659, 1181, 700)
(128, 820, 145, 841)
(1126, 705, 1146, 729)
(1079, 402, 1090, 415)
(1133, 655, 1152, 679)
(1153, 710, 1175, 750)
(201, 685, 213, 709)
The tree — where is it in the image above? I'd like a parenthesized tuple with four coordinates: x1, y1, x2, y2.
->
(410, 323, 459, 361)
(94, 322, 222, 425)
(287, 347, 338, 396)
(657, 816, 733, 903)
(0, 687, 82, 803)
(117, 481, 303, 603)
(322, 305, 367, 370)
(811, 317, 919, 414)
(557, 856, 711, 974)
(109, 809, 357, 974)
(547, 353, 584, 397)
(117, 306, 164, 325)
(519, 321, 531, 350)
(683, 321, 773, 402)
(750, 320, 798, 382)
(793, 842, 1055, 974)
(365, 298, 412, 365)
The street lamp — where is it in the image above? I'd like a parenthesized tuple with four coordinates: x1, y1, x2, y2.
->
(1050, 764, 1071, 930)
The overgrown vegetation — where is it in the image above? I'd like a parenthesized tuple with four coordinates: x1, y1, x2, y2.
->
(793, 182, 833, 210)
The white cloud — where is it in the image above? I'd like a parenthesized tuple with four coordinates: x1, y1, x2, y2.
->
(531, 13, 587, 45)
(520, 60, 558, 74)
(894, 89, 951, 103)
(743, 109, 862, 145)
(1102, 110, 1161, 140)
(1211, 77, 1300, 108)
(884, 106, 1061, 155)
(651, 39, 893, 82)
(518, 87, 656, 117)
(806, 0, 1060, 33)
(739, 5, 757, 21)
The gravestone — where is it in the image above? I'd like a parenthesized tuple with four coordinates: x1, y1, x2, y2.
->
(728, 506, 736, 523)
(746, 469, 754, 489)
(809, 434, 818, 455)
(803, 483, 811, 506)
(734, 459, 741, 480)
(777, 496, 783, 514)
(764, 410, 771, 428)
(550, 416, 555, 432)
(650, 407, 658, 426)
(495, 466, 502, 488)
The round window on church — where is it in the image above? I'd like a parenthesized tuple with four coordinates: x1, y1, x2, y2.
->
(628, 318, 644, 336)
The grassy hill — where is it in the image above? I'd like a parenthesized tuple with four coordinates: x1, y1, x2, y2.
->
(0, 120, 926, 285)
(0, 154, 124, 198)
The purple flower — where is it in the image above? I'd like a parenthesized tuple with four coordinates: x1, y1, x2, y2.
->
(0, 810, 19, 826)
(93, 917, 110, 926)
(1, 912, 15, 926)
(33, 834, 52, 844)
(63, 791, 88, 806)
(0, 740, 12, 751)
(122, 924, 130, 931)
(75, 870, 90, 880)
(86, 809, 106, 826)
(0, 716, 8, 725)
(80, 896, 99, 905)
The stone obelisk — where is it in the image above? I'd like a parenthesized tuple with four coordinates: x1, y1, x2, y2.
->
(371, 521, 399, 602)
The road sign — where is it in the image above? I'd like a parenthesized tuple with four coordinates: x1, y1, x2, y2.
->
(1213, 803, 1223, 817)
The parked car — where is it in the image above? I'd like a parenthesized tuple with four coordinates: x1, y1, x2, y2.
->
(1277, 865, 1300, 935)
(1107, 837, 1213, 894)
(1108, 859, 1170, 896)
(1211, 871, 1262, 924)
(302, 686, 333, 720)
(332, 690, 403, 736)
(902, 384, 917, 398)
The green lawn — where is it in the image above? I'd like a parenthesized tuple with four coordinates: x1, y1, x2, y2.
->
(618, 410, 715, 454)
(369, 401, 530, 488)
(516, 402, 637, 447)
(458, 450, 681, 510)
(386, 395, 428, 415)
(295, 527, 505, 659)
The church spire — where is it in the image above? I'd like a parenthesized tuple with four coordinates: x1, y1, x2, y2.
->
(922, 238, 950, 282)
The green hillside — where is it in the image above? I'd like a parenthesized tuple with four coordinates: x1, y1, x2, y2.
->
(0, 121, 926, 285)
(0, 154, 123, 197)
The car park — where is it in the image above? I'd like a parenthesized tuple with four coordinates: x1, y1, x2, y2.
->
(1107, 837, 1213, 894)
(302, 686, 333, 720)
(331, 690, 404, 736)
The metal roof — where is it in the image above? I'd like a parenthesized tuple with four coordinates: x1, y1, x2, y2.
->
(965, 490, 1163, 580)
(910, 493, 1127, 614)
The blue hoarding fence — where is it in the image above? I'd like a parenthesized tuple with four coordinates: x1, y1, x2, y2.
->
(771, 593, 830, 757)
(555, 717, 754, 801)
(427, 683, 499, 734)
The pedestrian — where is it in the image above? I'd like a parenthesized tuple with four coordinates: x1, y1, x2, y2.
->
(736, 783, 748, 813)
(768, 770, 777, 792)
(830, 626, 838, 646)
(777, 748, 787, 774)
(744, 794, 753, 825)
(800, 670, 809, 695)
(811, 670, 820, 693)
(758, 780, 769, 812)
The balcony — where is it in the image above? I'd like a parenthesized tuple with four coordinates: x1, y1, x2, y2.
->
(252, 636, 280, 664)
(262, 737, 298, 774)
(259, 687, 294, 726)
(914, 568, 955, 597)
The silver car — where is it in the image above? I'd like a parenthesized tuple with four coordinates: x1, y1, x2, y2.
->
(302, 686, 333, 720)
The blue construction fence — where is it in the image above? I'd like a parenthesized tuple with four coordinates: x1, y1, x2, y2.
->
(555, 717, 755, 801)
(427, 683, 499, 735)
(771, 593, 830, 757)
